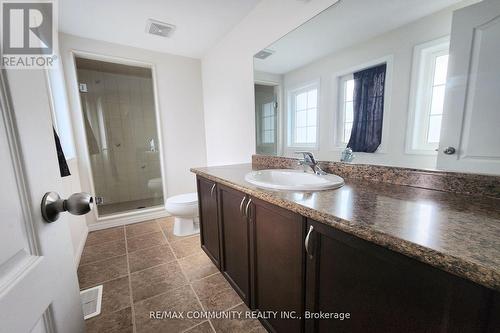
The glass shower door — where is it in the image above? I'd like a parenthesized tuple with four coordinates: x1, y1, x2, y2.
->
(75, 57, 163, 216)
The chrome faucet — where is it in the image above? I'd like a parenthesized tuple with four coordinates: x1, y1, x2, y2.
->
(340, 147, 355, 163)
(295, 151, 327, 175)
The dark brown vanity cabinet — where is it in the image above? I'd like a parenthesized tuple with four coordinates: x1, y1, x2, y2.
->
(197, 176, 497, 333)
(218, 184, 251, 305)
(196, 177, 221, 267)
(248, 198, 305, 333)
(304, 220, 495, 333)
(205, 179, 305, 332)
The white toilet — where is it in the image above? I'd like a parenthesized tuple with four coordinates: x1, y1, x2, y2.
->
(165, 192, 200, 236)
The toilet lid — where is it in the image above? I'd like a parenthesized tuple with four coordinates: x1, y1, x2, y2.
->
(167, 192, 198, 205)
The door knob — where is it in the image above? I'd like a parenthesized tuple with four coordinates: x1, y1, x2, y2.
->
(443, 147, 456, 155)
(41, 192, 93, 223)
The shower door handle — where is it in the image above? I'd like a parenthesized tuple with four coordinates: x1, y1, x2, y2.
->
(41, 192, 94, 223)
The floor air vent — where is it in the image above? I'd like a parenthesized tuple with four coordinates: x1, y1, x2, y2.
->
(80, 285, 103, 320)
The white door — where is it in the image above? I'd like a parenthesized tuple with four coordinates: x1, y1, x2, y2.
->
(437, 0, 500, 174)
(0, 68, 85, 332)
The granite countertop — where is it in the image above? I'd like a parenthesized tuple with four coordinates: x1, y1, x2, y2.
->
(191, 164, 500, 291)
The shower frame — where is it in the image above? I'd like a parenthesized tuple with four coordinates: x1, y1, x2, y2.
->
(68, 50, 168, 227)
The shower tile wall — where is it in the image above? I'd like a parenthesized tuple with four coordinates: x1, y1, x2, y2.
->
(76, 59, 163, 215)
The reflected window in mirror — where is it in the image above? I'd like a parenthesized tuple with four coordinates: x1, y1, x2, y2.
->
(261, 102, 276, 144)
(408, 37, 449, 154)
(288, 82, 318, 148)
(427, 54, 448, 143)
(339, 75, 355, 144)
(335, 61, 387, 152)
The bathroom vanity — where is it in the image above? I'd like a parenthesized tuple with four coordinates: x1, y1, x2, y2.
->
(192, 160, 500, 333)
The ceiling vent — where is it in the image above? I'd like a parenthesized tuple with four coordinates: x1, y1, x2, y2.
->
(146, 19, 176, 38)
(254, 49, 275, 60)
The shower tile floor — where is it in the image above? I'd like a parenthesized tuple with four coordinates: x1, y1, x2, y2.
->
(78, 217, 266, 333)
(97, 198, 164, 216)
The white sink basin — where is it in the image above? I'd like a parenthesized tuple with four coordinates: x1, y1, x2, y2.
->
(244, 169, 344, 191)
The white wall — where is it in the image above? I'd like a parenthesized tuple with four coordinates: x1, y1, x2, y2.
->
(278, 5, 463, 169)
(201, 0, 339, 166)
(59, 33, 207, 225)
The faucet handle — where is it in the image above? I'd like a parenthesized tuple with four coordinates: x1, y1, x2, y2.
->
(294, 151, 316, 164)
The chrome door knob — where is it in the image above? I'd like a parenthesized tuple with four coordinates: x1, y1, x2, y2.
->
(443, 147, 456, 155)
(41, 192, 93, 223)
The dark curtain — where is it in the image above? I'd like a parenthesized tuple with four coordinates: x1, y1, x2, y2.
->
(53, 127, 71, 177)
(347, 63, 386, 153)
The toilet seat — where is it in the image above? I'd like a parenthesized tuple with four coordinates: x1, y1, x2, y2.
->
(166, 192, 198, 206)
(165, 192, 198, 218)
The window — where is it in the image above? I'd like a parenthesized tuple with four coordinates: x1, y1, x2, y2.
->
(334, 59, 390, 151)
(261, 102, 275, 144)
(426, 54, 448, 144)
(408, 37, 449, 153)
(339, 75, 354, 144)
(288, 83, 318, 147)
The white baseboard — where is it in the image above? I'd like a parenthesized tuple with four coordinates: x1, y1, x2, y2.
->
(74, 226, 89, 267)
(88, 208, 170, 232)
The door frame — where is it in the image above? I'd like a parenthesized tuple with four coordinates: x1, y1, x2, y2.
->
(0, 70, 56, 332)
(65, 49, 169, 226)
(254, 79, 283, 156)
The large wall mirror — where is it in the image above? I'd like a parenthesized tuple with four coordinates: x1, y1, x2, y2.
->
(253, 0, 500, 175)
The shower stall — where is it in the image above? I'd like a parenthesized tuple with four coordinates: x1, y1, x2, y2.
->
(75, 57, 164, 216)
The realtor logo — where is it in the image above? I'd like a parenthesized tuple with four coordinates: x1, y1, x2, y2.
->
(1, 0, 57, 68)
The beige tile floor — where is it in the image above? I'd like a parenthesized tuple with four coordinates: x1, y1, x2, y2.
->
(78, 217, 266, 333)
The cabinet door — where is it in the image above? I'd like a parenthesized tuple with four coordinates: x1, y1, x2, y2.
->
(305, 220, 490, 333)
(249, 198, 305, 333)
(219, 185, 250, 305)
(197, 177, 220, 267)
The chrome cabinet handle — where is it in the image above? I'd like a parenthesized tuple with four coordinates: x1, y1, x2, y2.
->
(239, 196, 246, 216)
(210, 184, 216, 197)
(245, 199, 252, 218)
(305, 225, 314, 259)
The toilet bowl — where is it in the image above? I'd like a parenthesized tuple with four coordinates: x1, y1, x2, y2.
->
(165, 192, 199, 236)
(148, 178, 162, 192)
(148, 177, 164, 205)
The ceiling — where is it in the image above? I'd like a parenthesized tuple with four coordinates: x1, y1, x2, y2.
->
(59, 0, 261, 59)
(254, 0, 467, 74)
